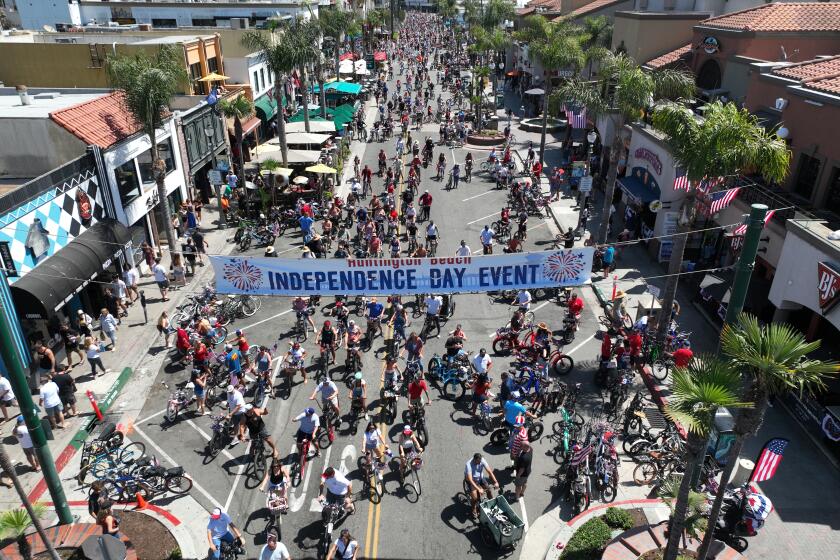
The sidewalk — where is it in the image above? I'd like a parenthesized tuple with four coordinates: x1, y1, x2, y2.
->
(0, 206, 236, 557)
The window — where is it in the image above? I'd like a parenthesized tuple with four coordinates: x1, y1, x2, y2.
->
(190, 62, 206, 95)
(137, 139, 176, 184)
(253, 70, 259, 92)
(151, 19, 177, 28)
(207, 56, 219, 74)
(115, 159, 141, 205)
(260, 68, 266, 91)
(793, 154, 821, 200)
(824, 167, 840, 214)
(192, 18, 217, 27)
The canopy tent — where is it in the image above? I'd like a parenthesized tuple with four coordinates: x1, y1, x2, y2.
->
(281, 132, 332, 147)
(284, 120, 337, 133)
(260, 167, 293, 177)
(288, 103, 355, 130)
(338, 59, 369, 76)
(524, 88, 545, 95)
(373, 51, 387, 62)
(305, 163, 337, 174)
(339, 52, 359, 62)
(254, 144, 322, 164)
(254, 95, 278, 120)
(311, 81, 363, 95)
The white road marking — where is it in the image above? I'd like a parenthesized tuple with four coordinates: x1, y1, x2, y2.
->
(466, 211, 500, 226)
(184, 418, 237, 462)
(519, 496, 529, 532)
(527, 222, 548, 231)
(289, 442, 318, 513)
(565, 333, 597, 356)
(136, 408, 166, 425)
(133, 424, 223, 510)
(224, 448, 248, 512)
(309, 444, 333, 512)
(338, 444, 357, 476)
(239, 308, 293, 331)
(461, 190, 496, 202)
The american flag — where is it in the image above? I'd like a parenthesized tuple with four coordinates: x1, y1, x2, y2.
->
(697, 176, 724, 194)
(674, 168, 691, 191)
(707, 187, 741, 215)
(733, 210, 776, 236)
(750, 438, 789, 482)
(566, 108, 587, 129)
(569, 443, 592, 467)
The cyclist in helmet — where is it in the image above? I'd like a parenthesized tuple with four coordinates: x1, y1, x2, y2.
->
(398, 424, 424, 473)
(292, 407, 320, 458)
(284, 341, 308, 383)
(349, 372, 368, 420)
(317, 321, 338, 365)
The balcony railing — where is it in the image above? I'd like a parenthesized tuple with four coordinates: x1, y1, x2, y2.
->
(728, 174, 840, 230)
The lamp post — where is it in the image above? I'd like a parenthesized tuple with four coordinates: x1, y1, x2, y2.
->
(576, 130, 597, 230)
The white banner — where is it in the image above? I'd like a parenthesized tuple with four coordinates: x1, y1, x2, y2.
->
(210, 249, 594, 296)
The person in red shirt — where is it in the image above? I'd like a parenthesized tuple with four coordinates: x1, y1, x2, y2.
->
(600, 335, 612, 361)
(407, 374, 432, 409)
(234, 329, 251, 371)
(671, 341, 693, 368)
(193, 339, 209, 372)
(568, 292, 584, 317)
(369, 233, 382, 256)
(470, 374, 492, 416)
(532, 160, 543, 182)
(627, 331, 643, 366)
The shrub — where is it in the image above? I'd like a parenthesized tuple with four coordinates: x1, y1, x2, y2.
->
(603, 507, 633, 530)
(561, 517, 612, 560)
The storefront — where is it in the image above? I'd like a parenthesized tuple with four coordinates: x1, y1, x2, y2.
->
(177, 103, 229, 205)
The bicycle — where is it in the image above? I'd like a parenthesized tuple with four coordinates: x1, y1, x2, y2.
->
(651, 356, 675, 382)
(359, 451, 387, 501)
(419, 313, 441, 341)
(249, 436, 268, 480)
(291, 435, 317, 487)
(206, 414, 229, 459)
(426, 236, 438, 257)
(398, 453, 423, 496)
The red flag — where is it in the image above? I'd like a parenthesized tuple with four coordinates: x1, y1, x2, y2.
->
(750, 438, 789, 482)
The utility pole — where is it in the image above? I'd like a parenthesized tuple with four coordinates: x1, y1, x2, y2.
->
(724, 203, 768, 326)
(0, 303, 73, 525)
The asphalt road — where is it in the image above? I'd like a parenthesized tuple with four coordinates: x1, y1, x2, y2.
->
(130, 69, 620, 560)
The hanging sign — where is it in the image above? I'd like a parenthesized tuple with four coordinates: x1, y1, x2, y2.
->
(211, 250, 595, 296)
(817, 262, 840, 314)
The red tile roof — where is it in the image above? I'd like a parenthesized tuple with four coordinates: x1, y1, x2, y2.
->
(561, 0, 629, 19)
(517, 7, 536, 16)
(772, 55, 840, 95)
(644, 43, 693, 70)
(50, 91, 142, 149)
(700, 2, 840, 32)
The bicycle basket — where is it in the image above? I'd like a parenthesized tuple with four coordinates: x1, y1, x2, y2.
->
(412, 456, 423, 470)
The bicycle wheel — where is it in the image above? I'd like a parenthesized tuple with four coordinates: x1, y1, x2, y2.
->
(119, 442, 146, 464)
(416, 422, 429, 448)
(166, 473, 193, 494)
(651, 360, 669, 381)
(492, 338, 512, 355)
(633, 461, 657, 486)
(601, 481, 617, 503)
(241, 297, 258, 317)
(552, 446, 568, 467)
(207, 432, 224, 458)
(252, 446, 267, 479)
(490, 428, 507, 447)
(628, 439, 653, 462)
(371, 469, 383, 499)
(551, 355, 574, 376)
(442, 380, 465, 401)
(527, 421, 544, 442)
(411, 466, 422, 496)
(101, 480, 123, 502)
(524, 311, 535, 324)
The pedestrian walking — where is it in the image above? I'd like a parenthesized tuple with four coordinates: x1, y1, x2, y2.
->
(13, 416, 40, 472)
(103, 288, 123, 323)
(171, 254, 187, 288)
(111, 276, 128, 311)
(0, 375, 18, 421)
(38, 374, 65, 430)
(191, 368, 209, 415)
(85, 337, 107, 377)
(33, 341, 56, 384)
(77, 309, 94, 339)
(99, 308, 118, 349)
(514, 440, 533, 500)
(123, 263, 139, 303)
(52, 366, 78, 417)
(183, 238, 197, 276)
(191, 229, 208, 266)
(140, 242, 155, 273)
(59, 322, 85, 368)
(157, 311, 172, 348)
(152, 257, 170, 301)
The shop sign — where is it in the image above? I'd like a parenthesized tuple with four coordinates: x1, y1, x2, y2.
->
(579, 176, 593, 193)
(208, 170, 222, 185)
(702, 36, 720, 55)
(145, 190, 160, 210)
(817, 262, 840, 313)
(634, 148, 662, 175)
(0, 241, 17, 277)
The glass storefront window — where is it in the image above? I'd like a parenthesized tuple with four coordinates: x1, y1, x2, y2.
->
(115, 159, 141, 205)
(138, 139, 176, 184)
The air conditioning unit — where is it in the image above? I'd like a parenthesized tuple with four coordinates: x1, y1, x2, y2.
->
(229, 17, 250, 29)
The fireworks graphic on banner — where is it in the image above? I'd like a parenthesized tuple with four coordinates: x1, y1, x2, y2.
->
(223, 259, 263, 291)
(542, 251, 586, 284)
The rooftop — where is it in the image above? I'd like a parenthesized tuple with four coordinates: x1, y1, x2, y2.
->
(124, 35, 216, 45)
(0, 88, 110, 119)
(771, 55, 840, 95)
(644, 43, 693, 70)
(49, 91, 142, 149)
(699, 2, 840, 33)
(562, 0, 629, 19)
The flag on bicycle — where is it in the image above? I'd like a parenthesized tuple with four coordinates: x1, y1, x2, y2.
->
(565, 107, 587, 129)
(570, 443, 592, 467)
(706, 187, 741, 215)
(750, 437, 788, 482)
(673, 168, 691, 191)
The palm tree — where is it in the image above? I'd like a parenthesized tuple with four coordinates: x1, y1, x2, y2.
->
(516, 17, 585, 163)
(473, 27, 511, 110)
(661, 358, 750, 560)
(436, 0, 459, 22)
(218, 95, 255, 189)
(0, 444, 58, 560)
(481, 0, 515, 30)
(554, 53, 695, 244)
(108, 45, 186, 252)
(580, 16, 613, 78)
(696, 314, 839, 560)
(242, 27, 301, 165)
(659, 475, 708, 543)
(260, 158, 281, 206)
(317, 8, 356, 102)
(651, 101, 790, 342)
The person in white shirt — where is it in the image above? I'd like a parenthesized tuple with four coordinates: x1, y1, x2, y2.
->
(424, 294, 442, 335)
(512, 289, 532, 312)
(320, 467, 354, 514)
(425, 222, 438, 241)
(0, 376, 17, 421)
(259, 532, 290, 560)
(38, 374, 65, 429)
(471, 348, 493, 375)
(455, 240, 471, 256)
(226, 385, 247, 445)
(310, 378, 340, 417)
(13, 416, 40, 472)
(480, 226, 495, 254)
(326, 529, 358, 560)
(151, 257, 170, 301)
(123, 263, 139, 303)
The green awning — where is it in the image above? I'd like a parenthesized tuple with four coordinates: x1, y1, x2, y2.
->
(327, 104, 355, 127)
(254, 95, 278, 121)
(311, 81, 363, 95)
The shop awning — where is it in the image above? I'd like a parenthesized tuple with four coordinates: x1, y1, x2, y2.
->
(339, 52, 356, 62)
(311, 81, 363, 95)
(254, 95, 278, 121)
(10, 220, 130, 318)
(283, 132, 331, 146)
(242, 116, 262, 135)
(285, 121, 337, 133)
(373, 51, 387, 62)
(618, 175, 661, 204)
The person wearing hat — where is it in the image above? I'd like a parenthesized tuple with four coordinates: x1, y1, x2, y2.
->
(232, 329, 252, 372)
(348, 372, 368, 421)
(13, 416, 40, 472)
(225, 343, 243, 388)
(319, 466, 353, 515)
(292, 407, 321, 459)
(245, 405, 278, 458)
(259, 528, 290, 560)
(207, 507, 242, 559)
(226, 385, 247, 446)
(669, 340, 694, 368)
(284, 341, 308, 383)
(397, 425, 424, 473)
(301, 246, 315, 259)
(264, 246, 277, 257)
(76, 309, 94, 339)
(308, 233, 325, 258)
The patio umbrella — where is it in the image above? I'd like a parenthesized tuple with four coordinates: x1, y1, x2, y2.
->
(198, 72, 230, 82)
(293, 176, 311, 185)
(244, 181, 258, 190)
(305, 163, 337, 174)
(261, 167, 294, 176)
(524, 88, 545, 95)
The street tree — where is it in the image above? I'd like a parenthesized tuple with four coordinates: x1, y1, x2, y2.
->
(696, 314, 838, 560)
(108, 45, 186, 254)
(651, 101, 790, 342)
(436, 0, 459, 22)
(317, 8, 356, 90)
(579, 15, 613, 77)
(218, 95, 255, 189)
(481, 0, 515, 30)
(516, 16, 585, 162)
(553, 54, 695, 243)
(662, 358, 750, 560)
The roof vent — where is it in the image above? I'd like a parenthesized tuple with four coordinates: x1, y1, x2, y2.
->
(15, 85, 31, 106)
(33, 92, 62, 100)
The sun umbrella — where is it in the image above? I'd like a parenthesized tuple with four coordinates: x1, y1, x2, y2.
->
(524, 88, 545, 95)
(244, 181, 258, 190)
(293, 176, 311, 185)
(261, 167, 294, 176)
(305, 163, 337, 174)
(197, 72, 230, 82)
